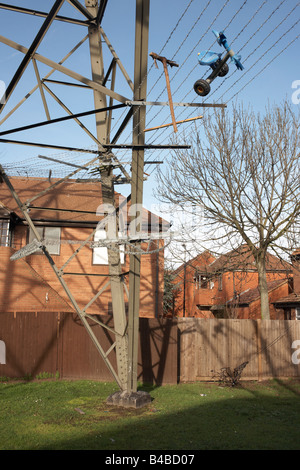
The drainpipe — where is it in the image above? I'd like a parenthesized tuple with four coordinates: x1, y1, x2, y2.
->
(183, 243, 186, 317)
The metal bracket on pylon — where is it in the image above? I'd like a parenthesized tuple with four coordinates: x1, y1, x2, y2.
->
(149, 52, 179, 133)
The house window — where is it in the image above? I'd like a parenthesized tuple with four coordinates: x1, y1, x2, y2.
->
(93, 229, 125, 265)
(296, 308, 300, 320)
(0, 219, 10, 246)
(194, 274, 209, 289)
(218, 274, 223, 291)
(201, 276, 208, 288)
(28, 226, 61, 255)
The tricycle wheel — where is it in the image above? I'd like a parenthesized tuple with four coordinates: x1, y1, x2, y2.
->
(194, 79, 210, 96)
(218, 63, 229, 77)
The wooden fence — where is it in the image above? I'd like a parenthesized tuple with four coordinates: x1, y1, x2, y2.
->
(1, 313, 300, 384)
(0, 312, 178, 385)
(178, 318, 300, 382)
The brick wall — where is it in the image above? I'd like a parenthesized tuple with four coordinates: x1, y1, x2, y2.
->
(0, 247, 73, 313)
(9, 224, 163, 318)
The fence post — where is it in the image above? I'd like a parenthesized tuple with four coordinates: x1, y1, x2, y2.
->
(256, 319, 262, 381)
(57, 312, 64, 379)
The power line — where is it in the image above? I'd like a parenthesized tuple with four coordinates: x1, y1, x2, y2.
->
(147, 0, 214, 97)
(142, 0, 233, 143)
(143, 0, 254, 154)
(210, 7, 300, 105)
(110, 0, 196, 138)
(153, 0, 288, 127)
(106, 0, 253, 167)
(227, 29, 300, 103)
(4, 1, 299, 188)
(145, 0, 300, 160)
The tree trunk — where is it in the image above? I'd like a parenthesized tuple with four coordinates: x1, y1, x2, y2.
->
(256, 256, 270, 320)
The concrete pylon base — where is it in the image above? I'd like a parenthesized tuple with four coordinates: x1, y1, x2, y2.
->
(106, 390, 152, 409)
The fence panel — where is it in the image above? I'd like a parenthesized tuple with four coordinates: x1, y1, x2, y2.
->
(258, 320, 300, 380)
(1, 313, 300, 384)
(178, 318, 300, 382)
(0, 312, 178, 385)
(0, 311, 59, 378)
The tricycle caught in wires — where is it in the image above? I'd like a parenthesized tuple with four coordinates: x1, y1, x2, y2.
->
(194, 30, 244, 97)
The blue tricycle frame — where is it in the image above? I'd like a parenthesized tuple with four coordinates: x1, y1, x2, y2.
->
(194, 30, 244, 97)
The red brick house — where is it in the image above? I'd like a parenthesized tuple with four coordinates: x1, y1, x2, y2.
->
(170, 245, 293, 319)
(272, 249, 300, 320)
(0, 176, 166, 318)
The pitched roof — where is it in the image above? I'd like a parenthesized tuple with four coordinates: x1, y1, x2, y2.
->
(272, 292, 300, 307)
(209, 245, 292, 273)
(173, 244, 292, 277)
(173, 250, 216, 276)
(227, 278, 288, 306)
(0, 176, 168, 230)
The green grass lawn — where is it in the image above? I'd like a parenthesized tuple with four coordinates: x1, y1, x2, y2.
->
(1, 378, 300, 450)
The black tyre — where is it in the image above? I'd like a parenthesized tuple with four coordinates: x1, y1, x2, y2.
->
(193, 79, 210, 97)
(218, 62, 229, 77)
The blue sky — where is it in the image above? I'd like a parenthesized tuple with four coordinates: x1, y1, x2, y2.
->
(0, 0, 299, 215)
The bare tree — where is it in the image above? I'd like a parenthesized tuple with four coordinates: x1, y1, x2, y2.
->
(155, 101, 300, 320)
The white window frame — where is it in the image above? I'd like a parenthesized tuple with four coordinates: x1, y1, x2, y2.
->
(296, 307, 300, 320)
(29, 226, 61, 255)
(0, 219, 10, 247)
(93, 228, 125, 265)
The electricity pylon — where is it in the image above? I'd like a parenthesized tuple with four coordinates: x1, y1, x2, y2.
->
(0, 0, 152, 407)
(0, 0, 224, 407)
